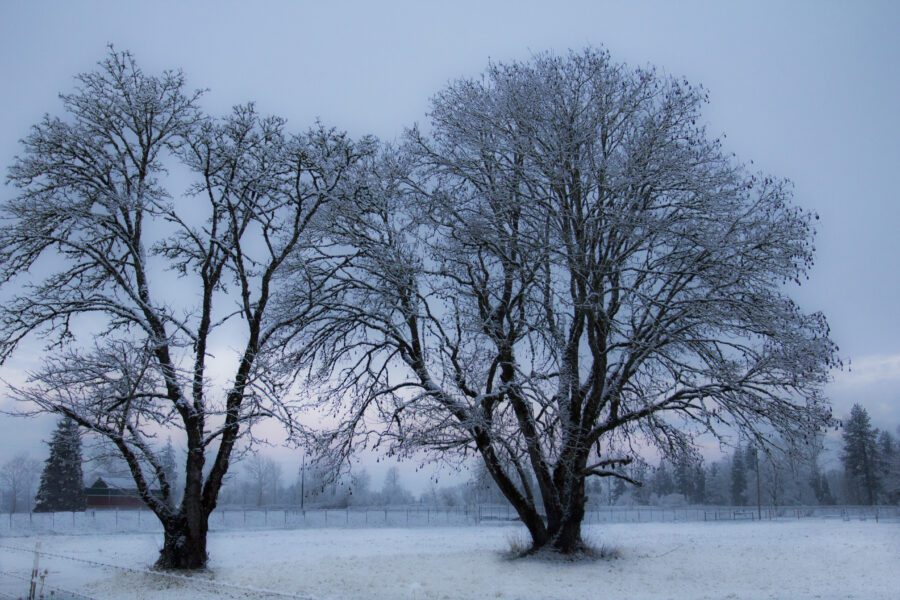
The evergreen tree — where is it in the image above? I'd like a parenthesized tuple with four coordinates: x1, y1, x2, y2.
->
(705, 462, 728, 505)
(631, 461, 652, 505)
(841, 404, 880, 505)
(611, 477, 627, 504)
(691, 463, 707, 504)
(731, 446, 747, 506)
(876, 430, 897, 503)
(674, 457, 694, 499)
(33, 418, 85, 512)
(745, 445, 762, 511)
(811, 469, 836, 505)
(651, 462, 675, 497)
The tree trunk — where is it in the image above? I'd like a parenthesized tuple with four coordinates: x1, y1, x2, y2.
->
(156, 444, 209, 570)
(155, 515, 208, 570)
(547, 475, 588, 554)
(550, 510, 586, 554)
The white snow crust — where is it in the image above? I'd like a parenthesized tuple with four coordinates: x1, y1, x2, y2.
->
(1, 520, 897, 599)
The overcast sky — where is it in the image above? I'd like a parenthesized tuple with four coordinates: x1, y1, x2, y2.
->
(1, 1, 898, 487)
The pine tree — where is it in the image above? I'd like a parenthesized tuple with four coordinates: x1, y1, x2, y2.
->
(611, 477, 627, 504)
(651, 462, 675, 497)
(691, 463, 707, 504)
(33, 418, 85, 512)
(841, 404, 880, 505)
(731, 446, 747, 506)
(875, 430, 897, 503)
(674, 457, 694, 500)
(631, 461, 651, 505)
(745, 445, 762, 513)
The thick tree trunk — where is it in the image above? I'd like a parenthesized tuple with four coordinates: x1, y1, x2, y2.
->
(156, 440, 209, 570)
(550, 510, 587, 554)
(155, 515, 208, 570)
(546, 475, 588, 554)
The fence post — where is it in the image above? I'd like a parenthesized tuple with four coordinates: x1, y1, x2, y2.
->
(29, 540, 42, 600)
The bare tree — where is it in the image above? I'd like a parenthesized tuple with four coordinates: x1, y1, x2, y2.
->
(381, 466, 413, 505)
(0, 453, 41, 513)
(285, 49, 837, 554)
(0, 49, 372, 568)
(243, 453, 282, 507)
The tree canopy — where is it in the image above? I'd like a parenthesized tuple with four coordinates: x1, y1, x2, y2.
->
(281, 48, 838, 553)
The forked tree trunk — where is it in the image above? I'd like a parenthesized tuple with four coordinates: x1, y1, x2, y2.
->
(549, 480, 588, 554)
(482, 450, 592, 556)
(156, 514, 208, 570)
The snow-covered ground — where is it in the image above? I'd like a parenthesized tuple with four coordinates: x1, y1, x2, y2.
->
(1, 520, 897, 599)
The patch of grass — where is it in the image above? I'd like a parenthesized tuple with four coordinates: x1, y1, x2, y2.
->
(502, 532, 622, 562)
(503, 532, 533, 558)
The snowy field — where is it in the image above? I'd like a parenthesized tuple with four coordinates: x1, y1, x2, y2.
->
(1, 519, 897, 599)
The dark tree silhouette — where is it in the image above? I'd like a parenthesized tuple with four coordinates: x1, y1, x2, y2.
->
(1, 49, 372, 568)
(841, 404, 880, 505)
(34, 418, 85, 512)
(289, 48, 837, 555)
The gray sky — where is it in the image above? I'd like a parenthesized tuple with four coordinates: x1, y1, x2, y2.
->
(1, 1, 899, 485)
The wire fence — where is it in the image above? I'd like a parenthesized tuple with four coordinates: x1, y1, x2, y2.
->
(0, 505, 897, 599)
(1, 503, 897, 536)
(0, 541, 312, 600)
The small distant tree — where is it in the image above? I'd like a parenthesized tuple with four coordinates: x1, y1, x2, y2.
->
(875, 430, 897, 503)
(841, 404, 880, 505)
(731, 446, 747, 506)
(0, 453, 41, 513)
(159, 440, 179, 509)
(651, 462, 675, 497)
(381, 466, 414, 505)
(243, 454, 282, 507)
(630, 461, 652, 505)
(33, 418, 85, 512)
(810, 468, 835, 505)
(349, 468, 372, 505)
(611, 477, 627, 505)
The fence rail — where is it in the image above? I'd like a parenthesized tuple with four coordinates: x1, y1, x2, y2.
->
(1, 504, 897, 536)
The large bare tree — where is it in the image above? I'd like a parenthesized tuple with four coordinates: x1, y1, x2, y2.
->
(285, 49, 838, 555)
(0, 50, 372, 568)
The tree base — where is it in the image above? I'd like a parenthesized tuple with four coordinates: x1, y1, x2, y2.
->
(519, 539, 619, 561)
(155, 528, 208, 570)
